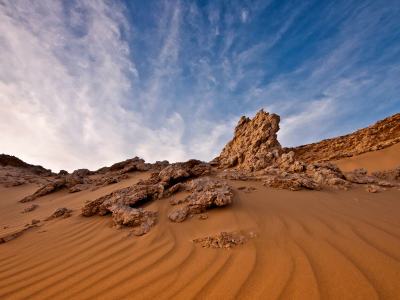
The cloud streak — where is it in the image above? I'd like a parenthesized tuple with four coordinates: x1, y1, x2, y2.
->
(0, 0, 399, 171)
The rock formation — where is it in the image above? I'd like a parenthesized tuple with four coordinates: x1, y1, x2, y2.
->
(210, 109, 282, 171)
(109, 204, 157, 235)
(44, 207, 73, 220)
(168, 178, 233, 223)
(69, 184, 89, 193)
(0, 225, 38, 244)
(21, 204, 38, 213)
(82, 160, 210, 235)
(0, 154, 53, 176)
(283, 112, 400, 163)
(191, 232, 249, 249)
(371, 166, 400, 180)
(92, 157, 172, 190)
(4, 178, 25, 187)
(20, 175, 93, 202)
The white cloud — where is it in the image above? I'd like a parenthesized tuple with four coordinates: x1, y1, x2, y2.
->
(0, 0, 240, 172)
(241, 10, 248, 23)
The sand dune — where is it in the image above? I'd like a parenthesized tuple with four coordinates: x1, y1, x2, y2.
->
(1, 158, 400, 299)
(335, 142, 400, 173)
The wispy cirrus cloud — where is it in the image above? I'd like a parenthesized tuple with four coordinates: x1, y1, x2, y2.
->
(0, 0, 399, 171)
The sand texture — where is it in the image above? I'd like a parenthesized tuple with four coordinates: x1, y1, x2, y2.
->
(335, 142, 400, 173)
(1, 154, 400, 300)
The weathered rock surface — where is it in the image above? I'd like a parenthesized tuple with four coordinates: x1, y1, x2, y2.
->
(191, 232, 249, 249)
(69, 184, 89, 193)
(283, 113, 400, 163)
(0, 154, 53, 176)
(20, 179, 66, 202)
(164, 182, 182, 198)
(216, 170, 253, 181)
(4, 178, 25, 187)
(168, 178, 233, 223)
(92, 158, 171, 189)
(44, 207, 73, 220)
(371, 166, 400, 180)
(378, 181, 394, 187)
(255, 152, 351, 191)
(21, 204, 38, 213)
(159, 160, 209, 184)
(93, 173, 129, 188)
(0, 225, 38, 244)
(109, 204, 157, 235)
(82, 175, 164, 217)
(343, 171, 377, 184)
(20, 175, 93, 202)
(211, 109, 282, 171)
(82, 160, 209, 234)
(262, 174, 322, 191)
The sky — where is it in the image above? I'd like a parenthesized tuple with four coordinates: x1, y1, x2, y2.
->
(0, 0, 399, 172)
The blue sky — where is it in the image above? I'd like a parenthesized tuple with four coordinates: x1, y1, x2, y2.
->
(0, 0, 399, 172)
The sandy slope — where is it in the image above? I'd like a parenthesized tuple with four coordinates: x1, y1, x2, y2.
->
(1, 163, 400, 299)
(335, 142, 400, 173)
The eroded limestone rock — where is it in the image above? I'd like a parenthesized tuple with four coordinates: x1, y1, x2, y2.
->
(44, 208, 73, 221)
(164, 182, 182, 198)
(0, 226, 38, 244)
(283, 113, 400, 163)
(69, 184, 88, 193)
(191, 232, 249, 249)
(371, 166, 400, 180)
(262, 174, 322, 191)
(21, 204, 38, 213)
(4, 179, 25, 188)
(109, 204, 157, 235)
(378, 181, 394, 187)
(168, 178, 233, 223)
(211, 109, 282, 171)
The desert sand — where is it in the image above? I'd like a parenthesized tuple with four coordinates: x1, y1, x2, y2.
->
(1, 111, 400, 300)
(335, 142, 400, 173)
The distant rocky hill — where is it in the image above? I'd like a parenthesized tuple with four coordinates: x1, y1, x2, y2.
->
(283, 112, 400, 163)
(0, 154, 53, 176)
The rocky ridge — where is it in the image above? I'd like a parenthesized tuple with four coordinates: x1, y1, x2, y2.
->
(283, 112, 400, 163)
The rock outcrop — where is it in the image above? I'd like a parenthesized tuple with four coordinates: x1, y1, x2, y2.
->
(4, 178, 25, 187)
(371, 166, 400, 180)
(210, 109, 282, 171)
(44, 207, 73, 220)
(283, 112, 400, 163)
(92, 157, 172, 190)
(0, 154, 53, 176)
(20, 175, 93, 202)
(191, 232, 249, 249)
(69, 184, 89, 193)
(21, 204, 38, 213)
(109, 204, 157, 235)
(82, 160, 210, 235)
(168, 178, 233, 223)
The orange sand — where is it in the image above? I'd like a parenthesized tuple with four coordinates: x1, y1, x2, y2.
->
(335, 142, 400, 173)
(1, 154, 400, 299)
